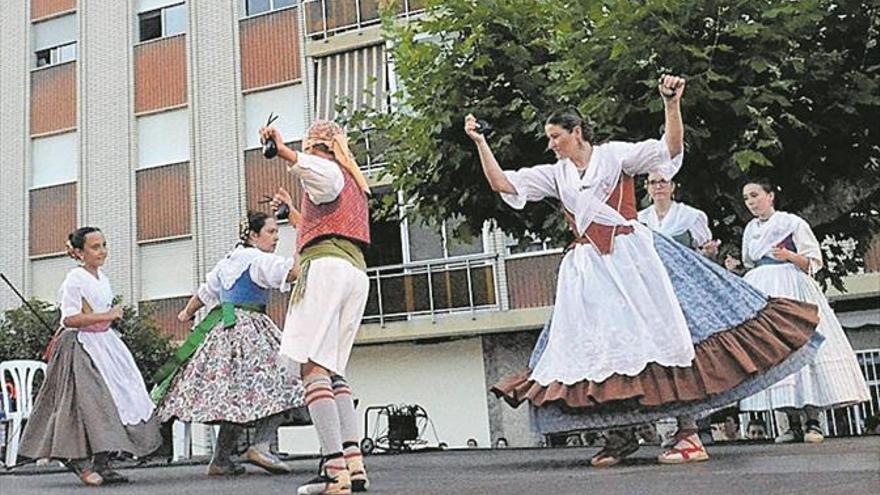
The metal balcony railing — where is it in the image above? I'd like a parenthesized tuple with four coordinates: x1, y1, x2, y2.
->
(738, 348, 879, 438)
(350, 127, 389, 178)
(363, 253, 500, 326)
(303, 0, 426, 40)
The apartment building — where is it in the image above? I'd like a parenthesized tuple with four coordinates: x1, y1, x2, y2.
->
(1, 1, 877, 453)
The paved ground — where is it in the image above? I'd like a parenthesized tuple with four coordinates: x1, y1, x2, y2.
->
(2, 438, 878, 495)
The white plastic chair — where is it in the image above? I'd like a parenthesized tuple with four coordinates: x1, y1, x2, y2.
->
(1, 360, 47, 466)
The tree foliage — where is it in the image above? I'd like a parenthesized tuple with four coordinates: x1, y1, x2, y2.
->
(365, 0, 879, 286)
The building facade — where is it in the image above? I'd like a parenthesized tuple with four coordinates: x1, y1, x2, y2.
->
(1, 0, 878, 453)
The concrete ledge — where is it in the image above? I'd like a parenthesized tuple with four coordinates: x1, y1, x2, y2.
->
(305, 25, 384, 57)
(355, 306, 551, 345)
(826, 272, 880, 301)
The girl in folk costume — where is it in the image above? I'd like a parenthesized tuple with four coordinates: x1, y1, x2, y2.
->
(735, 179, 869, 443)
(470, 75, 822, 468)
(18, 227, 161, 486)
(638, 172, 719, 256)
(261, 120, 371, 495)
(153, 209, 305, 476)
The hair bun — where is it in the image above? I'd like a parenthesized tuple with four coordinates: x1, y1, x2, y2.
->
(65, 240, 81, 261)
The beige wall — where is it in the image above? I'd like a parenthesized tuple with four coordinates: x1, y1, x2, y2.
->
(279, 337, 493, 454)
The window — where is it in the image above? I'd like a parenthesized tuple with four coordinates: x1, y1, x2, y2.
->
(245, 0, 297, 16)
(243, 84, 306, 149)
(31, 257, 77, 302)
(349, 127, 390, 175)
(407, 216, 484, 262)
(35, 42, 76, 67)
(138, 3, 187, 42)
(364, 187, 403, 268)
(32, 12, 77, 68)
(139, 10, 162, 40)
(137, 109, 190, 169)
(32, 132, 78, 188)
(140, 239, 194, 299)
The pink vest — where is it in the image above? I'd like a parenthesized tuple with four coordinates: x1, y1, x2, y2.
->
(296, 165, 371, 251)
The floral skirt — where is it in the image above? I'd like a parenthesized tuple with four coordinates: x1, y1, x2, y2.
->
(156, 309, 305, 425)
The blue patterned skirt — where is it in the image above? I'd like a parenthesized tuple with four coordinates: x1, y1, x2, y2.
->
(492, 232, 822, 433)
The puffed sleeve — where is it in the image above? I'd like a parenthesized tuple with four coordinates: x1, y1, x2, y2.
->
(196, 264, 223, 309)
(792, 218, 823, 276)
(294, 153, 345, 205)
(742, 222, 756, 269)
(58, 271, 84, 322)
(499, 164, 559, 210)
(689, 210, 713, 248)
(604, 136, 683, 178)
(249, 252, 296, 293)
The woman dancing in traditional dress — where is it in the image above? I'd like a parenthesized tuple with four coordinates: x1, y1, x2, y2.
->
(153, 208, 304, 475)
(18, 227, 161, 485)
(735, 179, 869, 443)
(469, 74, 822, 467)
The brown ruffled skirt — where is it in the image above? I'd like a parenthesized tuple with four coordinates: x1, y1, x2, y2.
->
(492, 298, 818, 411)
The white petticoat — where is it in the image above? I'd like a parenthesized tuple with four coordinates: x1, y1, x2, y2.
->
(530, 224, 695, 386)
(739, 264, 869, 410)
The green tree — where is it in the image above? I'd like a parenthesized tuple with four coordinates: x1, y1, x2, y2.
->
(0, 299, 58, 364)
(368, 0, 879, 286)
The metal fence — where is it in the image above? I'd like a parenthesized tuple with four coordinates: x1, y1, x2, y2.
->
(363, 253, 501, 326)
(740, 348, 880, 438)
(303, 0, 425, 40)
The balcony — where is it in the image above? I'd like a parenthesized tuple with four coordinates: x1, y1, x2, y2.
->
(303, 0, 425, 40)
(504, 249, 563, 309)
(350, 127, 390, 178)
(364, 253, 500, 326)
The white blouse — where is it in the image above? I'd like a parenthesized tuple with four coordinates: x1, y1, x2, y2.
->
(500, 136, 683, 234)
(59, 267, 113, 324)
(293, 152, 345, 205)
(638, 201, 712, 247)
(742, 211, 823, 275)
(197, 246, 295, 308)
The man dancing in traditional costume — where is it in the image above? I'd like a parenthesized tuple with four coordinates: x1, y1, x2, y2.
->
(261, 120, 371, 495)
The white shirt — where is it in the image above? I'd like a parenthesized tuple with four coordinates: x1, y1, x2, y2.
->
(742, 211, 822, 275)
(638, 201, 712, 247)
(197, 246, 295, 308)
(58, 267, 113, 324)
(500, 136, 683, 235)
(293, 153, 344, 205)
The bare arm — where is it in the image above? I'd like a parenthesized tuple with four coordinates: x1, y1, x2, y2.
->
(285, 258, 301, 283)
(64, 305, 122, 328)
(658, 74, 685, 158)
(177, 294, 204, 323)
(271, 187, 303, 227)
(260, 126, 299, 167)
(464, 114, 516, 194)
(772, 248, 812, 273)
